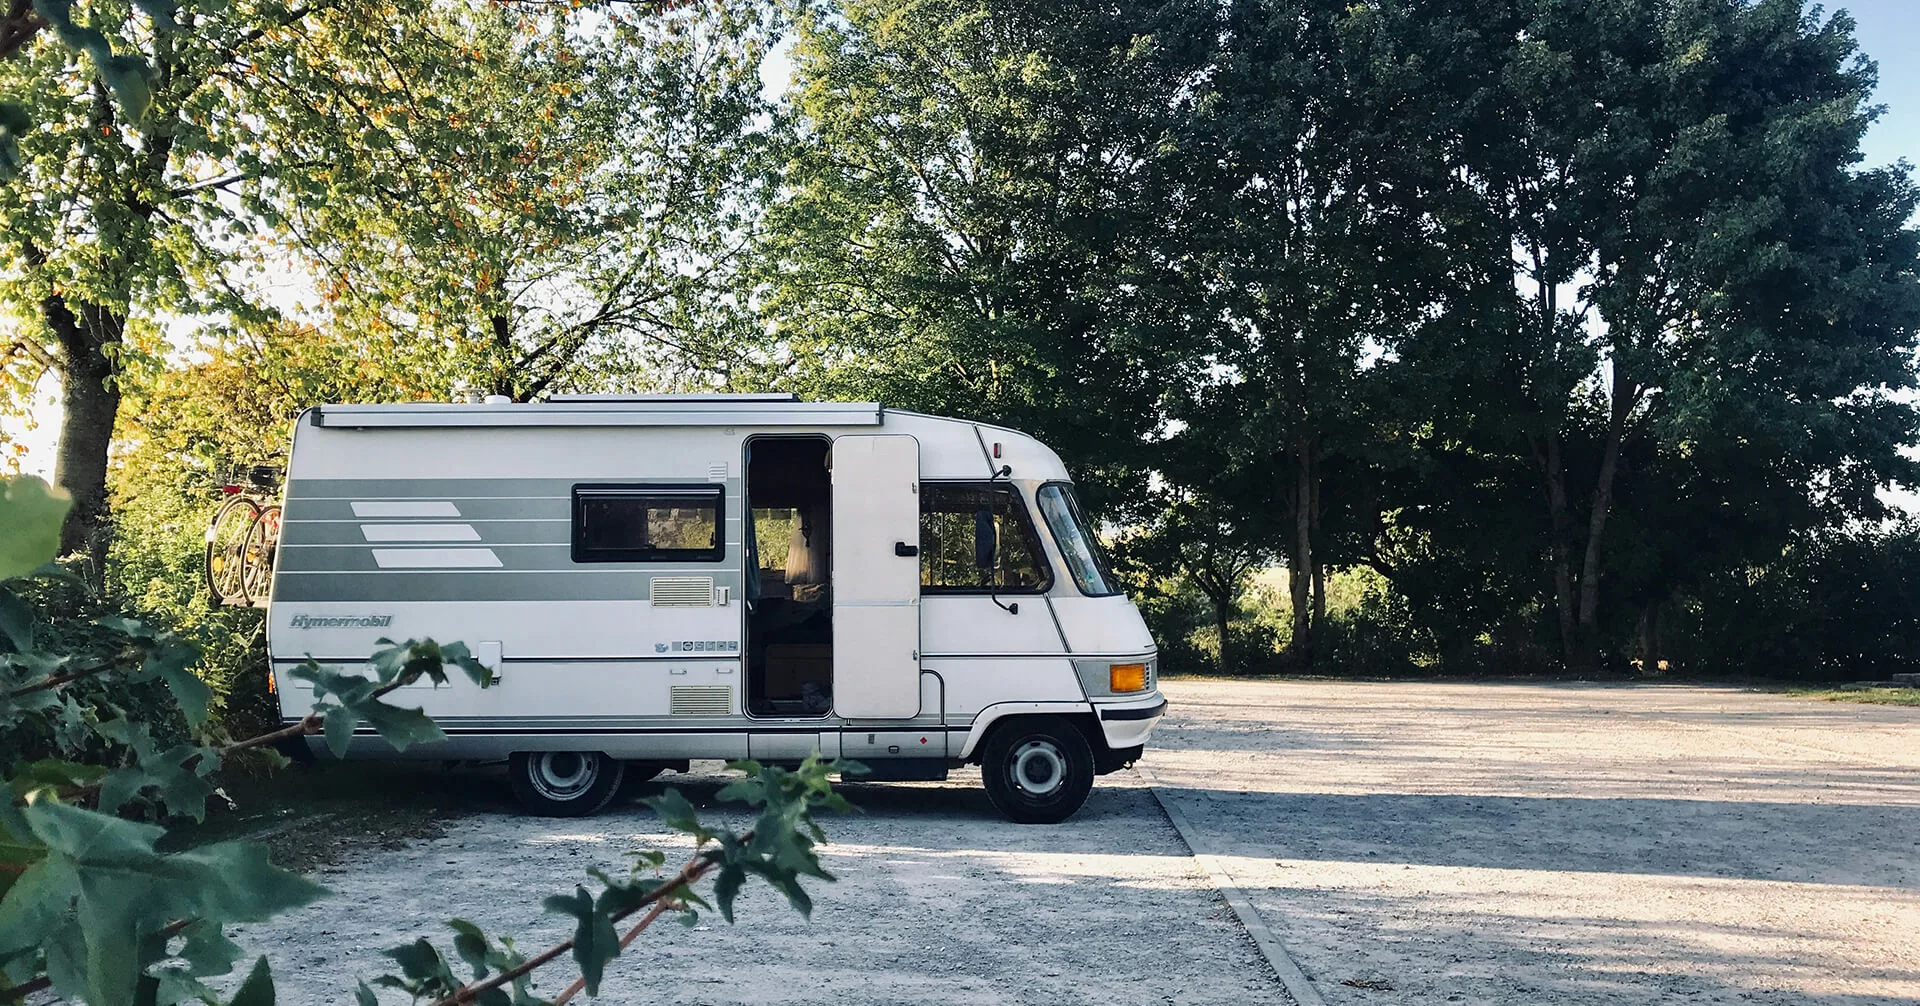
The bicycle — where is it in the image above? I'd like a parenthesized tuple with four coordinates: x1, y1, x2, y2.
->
(204, 465, 283, 608)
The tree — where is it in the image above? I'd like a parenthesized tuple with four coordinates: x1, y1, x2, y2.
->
(1442, 0, 1920, 669)
(0, 0, 322, 580)
(762, 0, 1218, 518)
(1134, 490, 1270, 672)
(250, 0, 778, 401)
(1171, 0, 1471, 660)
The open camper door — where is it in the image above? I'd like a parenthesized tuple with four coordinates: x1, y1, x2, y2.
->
(830, 435, 922, 718)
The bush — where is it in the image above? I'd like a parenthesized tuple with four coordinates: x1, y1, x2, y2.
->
(1666, 523, 1920, 682)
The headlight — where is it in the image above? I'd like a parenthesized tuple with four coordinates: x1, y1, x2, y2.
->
(1109, 662, 1148, 693)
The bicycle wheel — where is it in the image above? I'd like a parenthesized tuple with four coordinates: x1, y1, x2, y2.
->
(241, 505, 281, 605)
(205, 497, 260, 606)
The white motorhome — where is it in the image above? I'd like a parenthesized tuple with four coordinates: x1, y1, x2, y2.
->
(266, 395, 1165, 823)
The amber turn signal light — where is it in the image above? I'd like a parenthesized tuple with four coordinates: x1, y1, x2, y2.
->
(1109, 663, 1148, 693)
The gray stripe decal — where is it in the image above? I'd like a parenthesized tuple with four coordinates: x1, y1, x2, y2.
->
(282, 521, 570, 546)
(278, 544, 575, 572)
(289, 477, 746, 498)
(285, 498, 571, 523)
(271, 570, 743, 602)
(291, 478, 600, 496)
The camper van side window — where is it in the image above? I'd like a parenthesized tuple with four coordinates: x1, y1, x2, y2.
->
(571, 485, 724, 563)
(919, 483, 1052, 593)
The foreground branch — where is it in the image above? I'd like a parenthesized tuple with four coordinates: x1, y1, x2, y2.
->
(426, 838, 739, 1006)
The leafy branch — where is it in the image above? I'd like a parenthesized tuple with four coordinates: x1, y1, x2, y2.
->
(367, 756, 859, 1006)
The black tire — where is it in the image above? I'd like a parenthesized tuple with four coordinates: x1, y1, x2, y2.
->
(204, 497, 259, 606)
(240, 505, 280, 605)
(507, 752, 624, 817)
(979, 715, 1095, 824)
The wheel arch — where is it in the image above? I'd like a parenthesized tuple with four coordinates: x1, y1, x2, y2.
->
(960, 702, 1103, 762)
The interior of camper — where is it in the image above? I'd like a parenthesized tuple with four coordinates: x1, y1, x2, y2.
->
(744, 436, 834, 716)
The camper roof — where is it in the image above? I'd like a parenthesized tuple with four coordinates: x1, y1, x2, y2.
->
(306, 396, 884, 429)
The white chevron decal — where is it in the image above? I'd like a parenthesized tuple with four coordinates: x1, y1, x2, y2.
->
(360, 523, 481, 542)
(371, 548, 503, 569)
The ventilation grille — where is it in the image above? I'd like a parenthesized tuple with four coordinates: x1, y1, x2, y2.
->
(650, 576, 715, 607)
(669, 685, 733, 716)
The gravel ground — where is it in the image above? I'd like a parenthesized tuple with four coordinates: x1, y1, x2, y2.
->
(228, 765, 1279, 1005)
(1145, 679, 1920, 1006)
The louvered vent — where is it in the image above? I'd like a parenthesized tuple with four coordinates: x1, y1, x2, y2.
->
(650, 576, 715, 607)
(669, 685, 733, 716)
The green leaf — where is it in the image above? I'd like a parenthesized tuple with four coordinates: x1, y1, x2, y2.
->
(591, 870, 664, 919)
(642, 788, 710, 841)
(8, 758, 108, 802)
(543, 886, 618, 996)
(228, 956, 275, 1006)
(437, 641, 493, 688)
(0, 587, 33, 652)
(93, 617, 152, 640)
(354, 980, 379, 1006)
(98, 767, 147, 818)
(711, 864, 744, 924)
(152, 968, 221, 1006)
(9, 802, 323, 1006)
(0, 857, 80, 957)
(177, 920, 243, 978)
(98, 53, 155, 124)
(447, 918, 491, 979)
(322, 704, 357, 759)
(0, 478, 71, 580)
(369, 638, 451, 688)
(384, 937, 454, 989)
(142, 639, 211, 729)
(354, 699, 446, 753)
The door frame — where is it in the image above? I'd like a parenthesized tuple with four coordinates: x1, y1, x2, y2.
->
(739, 432, 834, 721)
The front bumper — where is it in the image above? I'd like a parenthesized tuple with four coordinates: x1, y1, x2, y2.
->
(1093, 693, 1167, 750)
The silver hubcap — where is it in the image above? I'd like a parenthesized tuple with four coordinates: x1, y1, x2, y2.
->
(1010, 740, 1067, 798)
(528, 752, 599, 801)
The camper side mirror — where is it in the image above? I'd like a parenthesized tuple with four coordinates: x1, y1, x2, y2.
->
(973, 508, 997, 572)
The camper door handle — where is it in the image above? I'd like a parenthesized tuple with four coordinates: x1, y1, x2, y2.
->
(894, 542, 919, 557)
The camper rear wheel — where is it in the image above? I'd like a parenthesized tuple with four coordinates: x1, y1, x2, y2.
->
(980, 715, 1094, 824)
(508, 751, 624, 817)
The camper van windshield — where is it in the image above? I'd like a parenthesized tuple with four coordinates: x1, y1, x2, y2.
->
(1036, 483, 1119, 596)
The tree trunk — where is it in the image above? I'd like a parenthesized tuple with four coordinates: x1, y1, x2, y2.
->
(1576, 376, 1631, 638)
(44, 292, 123, 583)
(1311, 559, 1326, 630)
(1290, 451, 1313, 663)
(1635, 600, 1664, 675)
(488, 313, 517, 400)
(1538, 432, 1578, 667)
(1213, 596, 1233, 674)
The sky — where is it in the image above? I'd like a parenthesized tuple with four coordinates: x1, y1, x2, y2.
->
(1842, 0, 1920, 173)
(5, 3, 1920, 482)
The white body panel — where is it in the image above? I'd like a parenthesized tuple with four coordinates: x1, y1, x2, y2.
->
(1051, 595, 1157, 653)
(266, 399, 1164, 766)
(921, 596, 1064, 654)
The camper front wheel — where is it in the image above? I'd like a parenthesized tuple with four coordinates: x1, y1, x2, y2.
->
(508, 751, 625, 817)
(980, 716, 1095, 824)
